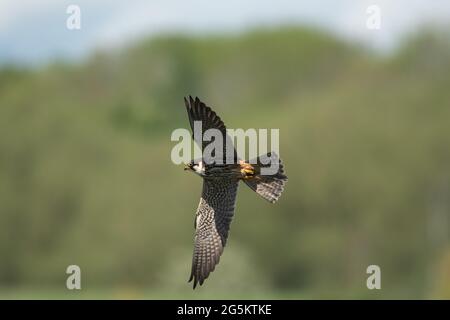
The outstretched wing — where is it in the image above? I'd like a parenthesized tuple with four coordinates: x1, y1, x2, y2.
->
(184, 96, 236, 163)
(189, 178, 239, 289)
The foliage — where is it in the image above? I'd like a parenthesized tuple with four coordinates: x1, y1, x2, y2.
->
(0, 27, 449, 298)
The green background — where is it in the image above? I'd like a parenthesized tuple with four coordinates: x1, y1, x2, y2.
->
(0, 26, 449, 299)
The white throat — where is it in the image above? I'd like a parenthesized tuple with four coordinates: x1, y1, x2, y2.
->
(194, 161, 205, 174)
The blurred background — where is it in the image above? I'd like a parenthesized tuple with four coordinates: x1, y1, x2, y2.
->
(0, 0, 449, 299)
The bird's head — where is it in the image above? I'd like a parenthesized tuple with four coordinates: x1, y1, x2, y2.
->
(184, 159, 205, 176)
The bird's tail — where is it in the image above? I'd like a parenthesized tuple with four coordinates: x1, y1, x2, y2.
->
(243, 152, 287, 203)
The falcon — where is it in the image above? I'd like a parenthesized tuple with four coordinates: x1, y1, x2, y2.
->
(183, 96, 287, 289)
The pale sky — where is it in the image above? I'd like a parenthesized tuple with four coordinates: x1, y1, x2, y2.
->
(1, 0, 449, 65)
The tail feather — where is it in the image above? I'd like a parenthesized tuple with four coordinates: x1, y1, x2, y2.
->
(244, 152, 287, 203)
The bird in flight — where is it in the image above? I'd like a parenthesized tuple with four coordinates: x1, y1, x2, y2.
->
(183, 96, 287, 289)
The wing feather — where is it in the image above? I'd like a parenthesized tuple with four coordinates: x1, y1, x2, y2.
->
(184, 96, 237, 163)
(189, 178, 239, 289)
